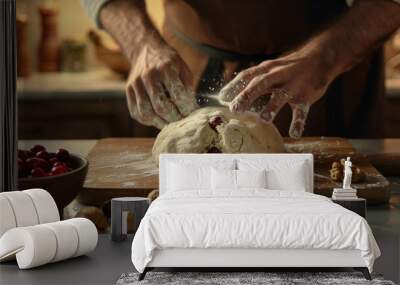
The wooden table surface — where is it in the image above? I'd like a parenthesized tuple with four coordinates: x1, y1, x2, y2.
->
(77, 137, 394, 205)
(18, 138, 400, 157)
(19, 138, 399, 206)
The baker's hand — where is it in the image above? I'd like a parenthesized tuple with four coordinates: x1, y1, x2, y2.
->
(126, 43, 198, 129)
(219, 46, 336, 138)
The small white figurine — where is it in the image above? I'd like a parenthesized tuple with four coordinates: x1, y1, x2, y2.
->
(342, 157, 352, 189)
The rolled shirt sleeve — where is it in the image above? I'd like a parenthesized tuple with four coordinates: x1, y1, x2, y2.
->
(80, 0, 111, 28)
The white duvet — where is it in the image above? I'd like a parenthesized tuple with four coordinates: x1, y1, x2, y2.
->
(131, 190, 380, 273)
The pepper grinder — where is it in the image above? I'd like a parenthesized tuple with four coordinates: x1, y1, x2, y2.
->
(38, 3, 60, 72)
(16, 11, 31, 77)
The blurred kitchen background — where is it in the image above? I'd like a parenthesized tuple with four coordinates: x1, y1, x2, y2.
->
(16, 0, 400, 140)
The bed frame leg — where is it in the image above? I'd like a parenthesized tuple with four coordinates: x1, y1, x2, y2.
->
(138, 268, 148, 281)
(354, 267, 371, 280)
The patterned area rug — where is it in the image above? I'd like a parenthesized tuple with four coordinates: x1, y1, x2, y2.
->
(116, 272, 395, 285)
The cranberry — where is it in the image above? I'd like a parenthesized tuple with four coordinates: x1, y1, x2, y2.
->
(18, 159, 28, 178)
(207, 146, 222, 153)
(49, 157, 59, 165)
(31, 167, 48, 178)
(53, 162, 66, 167)
(208, 116, 223, 131)
(25, 150, 35, 159)
(56, 148, 70, 162)
(26, 157, 50, 171)
(25, 157, 36, 168)
(18, 150, 34, 160)
(48, 152, 56, 159)
(18, 150, 27, 160)
(31, 144, 46, 154)
(36, 150, 49, 161)
(51, 165, 68, 175)
(18, 158, 25, 169)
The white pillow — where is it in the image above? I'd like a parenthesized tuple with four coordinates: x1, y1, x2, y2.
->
(237, 159, 309, 192)
(168, 163, 210, 191)
(236, 169, 267, 189)
(211, 169, 267, 190)
(167, 160, 235, 191)
(211, 168, 236, 190)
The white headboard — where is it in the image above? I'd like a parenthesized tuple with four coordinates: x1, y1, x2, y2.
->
(159, 153, 314, 195)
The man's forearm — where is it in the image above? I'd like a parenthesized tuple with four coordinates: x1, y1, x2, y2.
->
(100, 0, 164, 62)
(306, 0, 400, 78)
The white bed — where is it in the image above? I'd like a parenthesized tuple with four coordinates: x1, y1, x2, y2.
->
(131, 154, 380, 280)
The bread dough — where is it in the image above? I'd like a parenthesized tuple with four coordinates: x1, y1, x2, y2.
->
(152, 107, 285, 160)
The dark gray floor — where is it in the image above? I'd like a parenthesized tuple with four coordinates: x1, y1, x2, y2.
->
(368, 177, 400, 284)
(0, 235, 134, 285)
(369, 226, 400, 284)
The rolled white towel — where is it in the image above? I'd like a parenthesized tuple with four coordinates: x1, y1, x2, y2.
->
(0, 196, 17, 237)
(0, 191, 39, 228)
(24, 189, 59, 224)
(0, 218, 98, 269)
(0, 225, 57, 268)
(64, 218, 98, 257)
(42, 221, 79, 263)
(0, 189, 60, 238)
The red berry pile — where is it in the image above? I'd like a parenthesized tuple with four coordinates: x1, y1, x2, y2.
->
(18, 145, 74, 178)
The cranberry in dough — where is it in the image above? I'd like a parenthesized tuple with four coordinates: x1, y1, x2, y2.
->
(152, 107, 285, 161)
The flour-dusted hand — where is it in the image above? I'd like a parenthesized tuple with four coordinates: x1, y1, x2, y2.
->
(126, 42, 198, 129)
(219, 0, 400, 139)
(99, 0, 199, 130)
(219, 46, 336, 138)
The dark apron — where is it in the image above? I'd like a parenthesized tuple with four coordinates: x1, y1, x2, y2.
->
(156, 0, 385, 138)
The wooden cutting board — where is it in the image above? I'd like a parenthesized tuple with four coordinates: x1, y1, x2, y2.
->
(80, 137, 390, 205)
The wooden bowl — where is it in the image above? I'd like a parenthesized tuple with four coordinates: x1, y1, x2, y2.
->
(18, 154, 88, 213)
